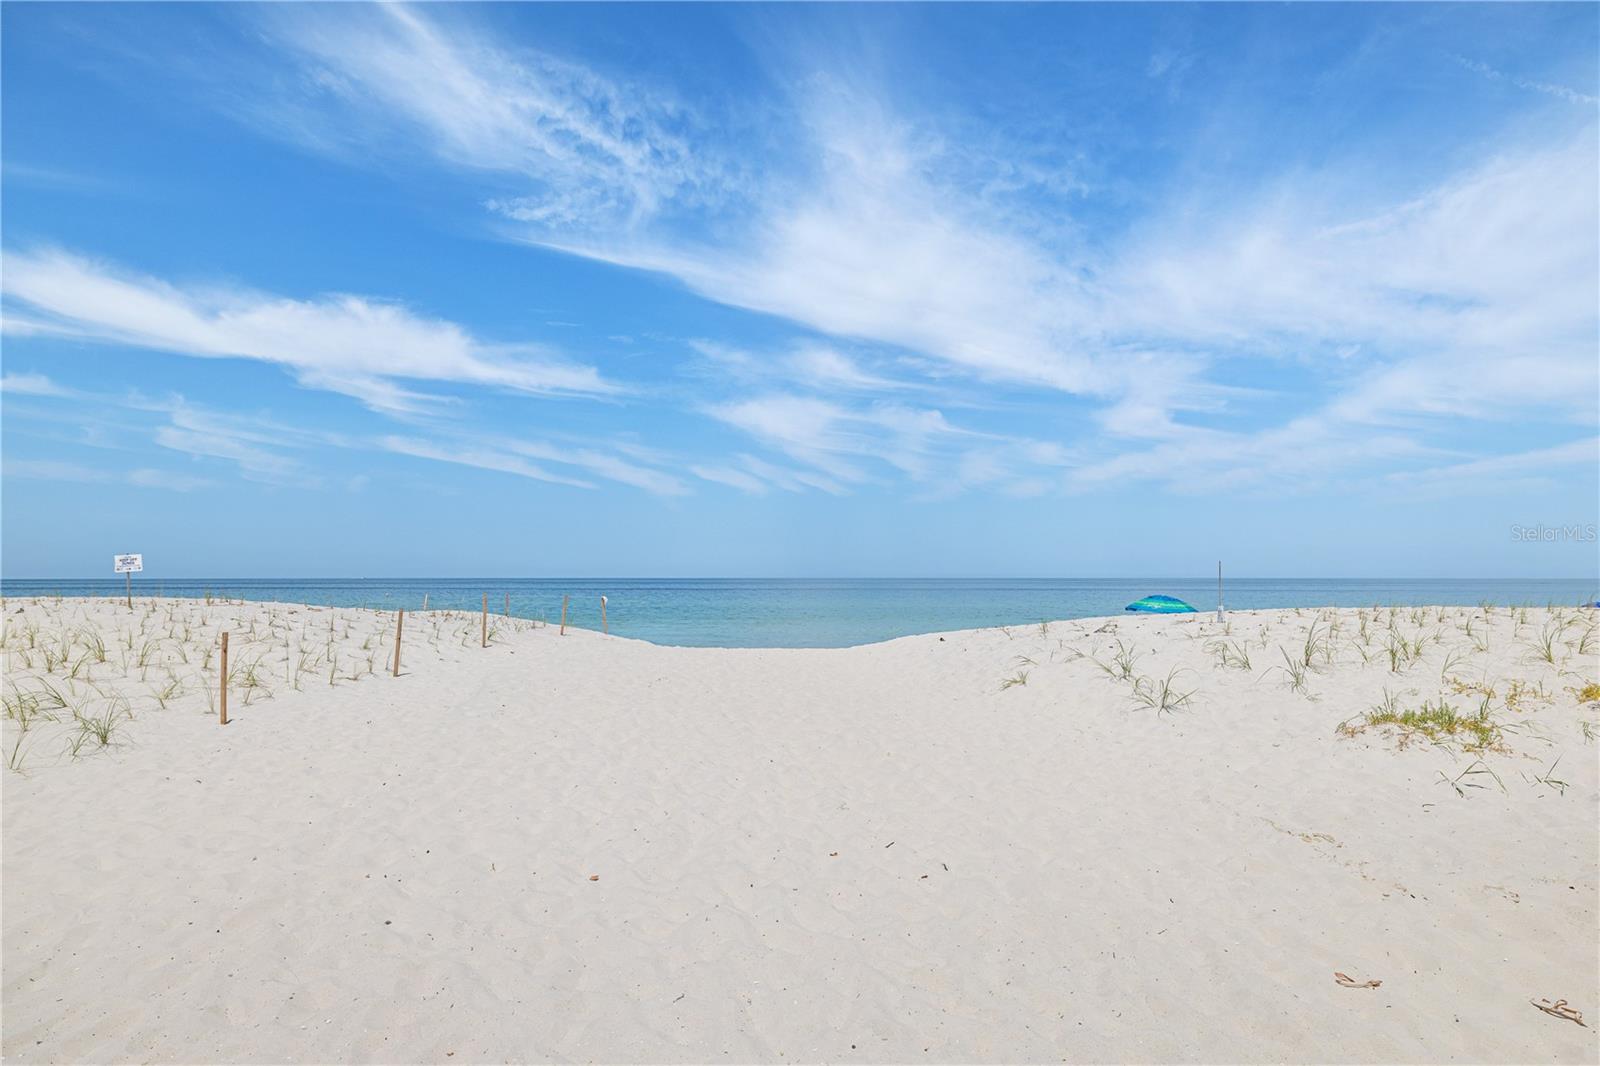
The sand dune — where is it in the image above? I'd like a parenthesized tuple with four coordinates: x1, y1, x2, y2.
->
(3, 597, 1597, 1063)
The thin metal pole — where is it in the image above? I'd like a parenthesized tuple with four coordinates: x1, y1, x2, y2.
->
(1217, 561, 1225, 622)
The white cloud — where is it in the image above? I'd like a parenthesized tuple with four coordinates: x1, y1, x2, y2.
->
(1067, 415, 1437, 495)
(0, 372, 69, 397)
(547, 107, 1102, 395)
(549, 99, 1597, 491)
(689, 464, 768, 495)
(2, 459, 107, 483)
(708, 395, 876, 483)
(0, 248, 615, 413)
(495, 436, 689, 496)
(735, 454, 847, 496)
(127, 468, 217, 492)
(685, 340, 919, 397)
(2, 457, 213, 491)
(1452, 55, 1599, 107)
(378, 431, 690, 496)
(1106, 134, 1599, 418)
(705, 392, 1085, 496)
(1384, 436, 1600, 490)
(379, 436, 595, 489)
(140, 400, 346, 487)
(787, 346, 907, 392)
(259, 4, 722, 234)
(61, 6, 1599, 500)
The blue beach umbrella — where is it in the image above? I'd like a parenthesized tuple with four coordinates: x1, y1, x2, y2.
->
(1125, 594, 1197, 614)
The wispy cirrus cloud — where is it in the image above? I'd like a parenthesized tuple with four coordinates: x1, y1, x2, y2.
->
(253, 4, 731, 235)
(690, 454, 847, 497)
(0, 372, 71, 397)
(2, 457, 215, 492)
(378, 432, 690, 496)
(38, 4, 1598, 504)
(688, 463, 770, 496)
(0, 248, 616, 414)
(1452, 54, 1599, 107)
(140, 399, 350, 488)
(704, 392, 1087, 498)
(689, 340, 920, 396)
(1105, 133, 1599, 423)
(1383, 436, 1600, 493)
(546, 107, 1104, 396)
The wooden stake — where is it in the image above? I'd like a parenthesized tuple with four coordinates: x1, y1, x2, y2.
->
(125, 571, 133, 610)
(601, 595, 608, 634)
(481, 593, 488, 648)
(505, 592, 510, 616)
(392, 609, 404, 677)
(219, 632, 229, 726)
(560, 595, 569, 635)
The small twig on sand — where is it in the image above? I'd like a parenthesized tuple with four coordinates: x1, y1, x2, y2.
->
(1531, 998, 1587, 1026)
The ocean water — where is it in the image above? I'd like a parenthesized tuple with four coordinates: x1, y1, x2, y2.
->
(2, 577, 1595, 648)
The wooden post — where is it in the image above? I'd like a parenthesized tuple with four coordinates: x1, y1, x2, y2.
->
(601, 595, 608, 634)
(392, 609, 404, 677)
(560, 595, 569, 636)
(219, 632, 229, 726)
(481, 594, 488, 648)
(504, 592, 510, 617)
(125, 571, 132, 610)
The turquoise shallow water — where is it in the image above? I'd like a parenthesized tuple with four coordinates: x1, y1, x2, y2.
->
(2, 577, 1595, 648)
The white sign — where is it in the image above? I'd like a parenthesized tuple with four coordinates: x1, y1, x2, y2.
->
(113, 554, 143, 574)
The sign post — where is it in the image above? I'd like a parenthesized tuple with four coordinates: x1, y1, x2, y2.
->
(114, 554, 143, 609)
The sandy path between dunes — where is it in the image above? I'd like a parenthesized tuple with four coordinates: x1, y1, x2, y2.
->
(3, 598, 1597, 1063)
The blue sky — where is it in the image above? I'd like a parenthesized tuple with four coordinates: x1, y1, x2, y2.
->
(2, 3, 1596, 578)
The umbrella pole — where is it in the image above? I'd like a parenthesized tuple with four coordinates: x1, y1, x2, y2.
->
(1217, 561, 1225, 623)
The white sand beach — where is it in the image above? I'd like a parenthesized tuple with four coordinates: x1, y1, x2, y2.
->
(3, 597, 1597, 1064)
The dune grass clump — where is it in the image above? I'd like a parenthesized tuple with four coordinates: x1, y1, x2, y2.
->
(1524, 756, 1570, 796)
(150, 673, 184, 709)
(67, 699, 130, 757)
(1526, 622, 1564, 667)
(1279, 648, 1311, 694)
(1464, 615, 1490, 653)
(1131, 669, 1195, 714)
(1341, 696, 1502, 751)
(999, 669, 1030, 691)
(1204, 638, 1252, 670)
(1436, 759, 1507, 797)
(4, 680, 70, 731)
(1092, 639, 1141, 682)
